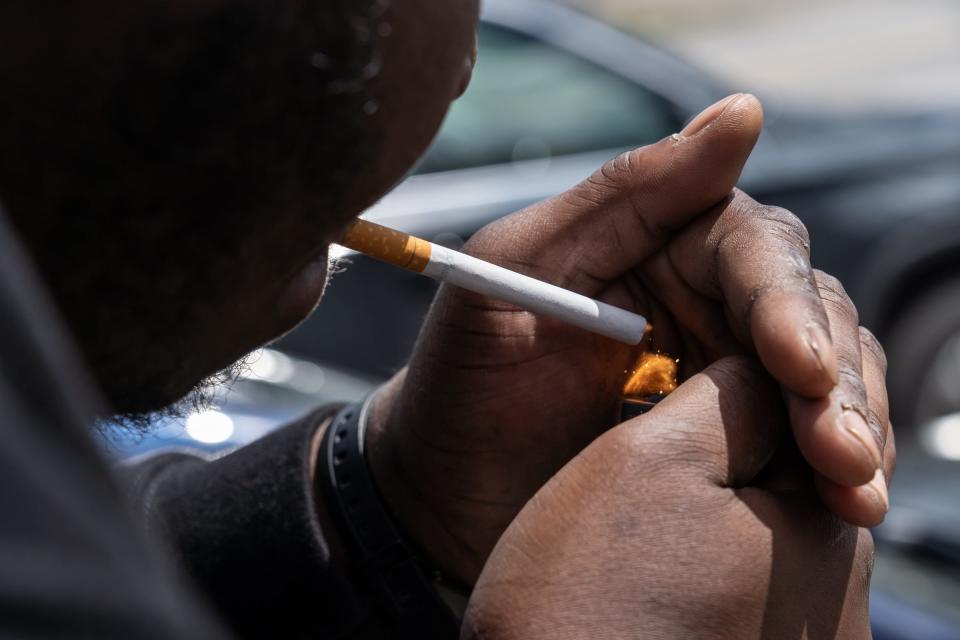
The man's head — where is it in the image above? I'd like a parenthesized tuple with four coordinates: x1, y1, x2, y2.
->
(0, 0, 479, 414)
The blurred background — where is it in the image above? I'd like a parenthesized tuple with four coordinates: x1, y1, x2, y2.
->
(105, 1, 960, 637)
(569, 0, 960, 111)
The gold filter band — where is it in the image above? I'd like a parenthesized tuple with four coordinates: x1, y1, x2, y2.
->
(340, 219, 432, 273)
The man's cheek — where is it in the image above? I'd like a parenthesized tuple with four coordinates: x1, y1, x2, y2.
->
(269, 252, 331, 335)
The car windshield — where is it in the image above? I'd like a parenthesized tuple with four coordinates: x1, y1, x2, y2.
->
(416, 23, 677, 174)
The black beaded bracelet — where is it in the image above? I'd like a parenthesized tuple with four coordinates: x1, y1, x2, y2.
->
(318, 394, 460, 638)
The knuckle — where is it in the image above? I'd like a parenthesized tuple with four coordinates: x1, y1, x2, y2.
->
(727, 188, 761, 212)
(865, 406, 888, 450)
(814, 269, 844, 296)
(815, 270, 860, 325)
(739, 282, 791, 330)
(743, 202, 811, 253)
(761, 205, 810, 242)
(595, 148, 672, 241)
(859, 326, 888, 373)
(598, 148, 639, 188)
(837, 363, 868, 402)
(562, 150, 639, 212)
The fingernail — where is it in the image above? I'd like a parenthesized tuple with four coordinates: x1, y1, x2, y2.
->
(867, 468, 890, 513)
(842, 410, 883, 470)
(805, 323, 839, 386)
(680, 93, 745, 136)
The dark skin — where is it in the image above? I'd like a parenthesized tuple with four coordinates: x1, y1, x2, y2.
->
(0, 0, 478, 411)
(464, 351, 891, 640)
(0, 1, 892, 637)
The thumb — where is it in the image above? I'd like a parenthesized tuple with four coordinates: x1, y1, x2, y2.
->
(466, 93, 763, 296)
(628, 355, 786, 488)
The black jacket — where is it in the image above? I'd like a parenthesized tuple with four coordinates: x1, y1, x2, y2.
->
(0, 210, 384, 638)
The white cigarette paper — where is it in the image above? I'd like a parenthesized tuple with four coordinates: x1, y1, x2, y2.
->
(339, 219, 649, 345)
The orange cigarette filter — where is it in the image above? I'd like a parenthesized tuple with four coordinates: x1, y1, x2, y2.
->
(341, 219, 432, 273)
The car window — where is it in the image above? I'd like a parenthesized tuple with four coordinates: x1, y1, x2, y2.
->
(417, 23, 679, 174)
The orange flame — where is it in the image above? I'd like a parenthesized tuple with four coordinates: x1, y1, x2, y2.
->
(623, 352, 678, 398)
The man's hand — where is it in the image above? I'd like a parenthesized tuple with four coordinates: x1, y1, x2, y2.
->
(364, 94, 893, 585)
(463, 353, 891, 640)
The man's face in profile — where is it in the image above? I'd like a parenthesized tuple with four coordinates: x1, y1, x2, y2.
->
(0, 0, 479, 418)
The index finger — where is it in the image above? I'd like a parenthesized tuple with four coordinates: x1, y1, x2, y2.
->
(665, 190, 839, 398)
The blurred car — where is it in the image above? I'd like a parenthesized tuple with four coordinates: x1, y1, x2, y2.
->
(102, 0, 960, 636)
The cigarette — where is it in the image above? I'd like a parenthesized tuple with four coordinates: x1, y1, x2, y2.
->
(338, 219, 649, 345)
